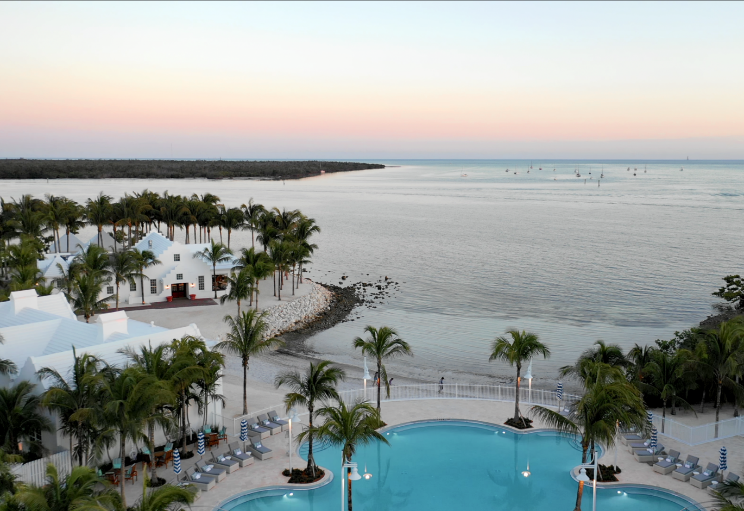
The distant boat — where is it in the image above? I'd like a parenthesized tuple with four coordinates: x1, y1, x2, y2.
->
(461, 173, 468, 177)
(680, 167, 684, 171)
(505, 168, 509, 172)
(539, 167, 542, 170)
(633, 172, 636, 176)
(576, 173, 581, 177)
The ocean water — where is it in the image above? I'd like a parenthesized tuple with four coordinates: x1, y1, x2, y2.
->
(4, 159, 743, 385)
(220, 421, 702, 511)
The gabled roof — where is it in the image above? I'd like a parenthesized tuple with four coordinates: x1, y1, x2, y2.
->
(134, 231, 174, 258)
(38, 254, 71, 279)
(50, 233, 83, 254)
(187, 243, 240, 270)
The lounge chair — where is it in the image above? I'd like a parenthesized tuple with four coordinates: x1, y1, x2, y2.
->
(653, 450, 681, 475)
(112, 458, 122, 470)
(155, 442, 173, 468)
(211, 451, 240, 473)
(620, 432, 643, 446)
(709, 472, 740, 493)
(634, 444, 665, 463)
(228, 441, 255, 468)
(181, 467, 216, 491)
(195, 460, 227, 482)
(247, 437, 273, 461)
(217, 426, 228, 443)
(627, 439, 652, 453)
(691, 463, 719, 489)
(247, 417, 271, 439)
(268, 410, 290, 432)
(672, 455, 700, 482)
(257, 414, 282, 435)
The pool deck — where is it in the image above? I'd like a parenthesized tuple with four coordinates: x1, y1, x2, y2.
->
(119, 397, 715, 511)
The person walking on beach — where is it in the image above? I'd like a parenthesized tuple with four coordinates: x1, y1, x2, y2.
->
(439, 377, 444, 393)
(373, 371, 380, 387)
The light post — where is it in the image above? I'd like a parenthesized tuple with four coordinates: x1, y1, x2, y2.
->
(363, 357, 371, 400)
(286, 408, 300, 473)
(341, 461, 371, 511)
(576, 448, 598, 511)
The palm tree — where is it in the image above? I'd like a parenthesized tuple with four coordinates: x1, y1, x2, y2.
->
(55, 259, 82, 301)
(63, 202, 86, 252)
(489, 329, 550, 422)
(96, 367, 168, 507)
(241, 198, 265, 249)
(194, 347, 225, 428)
(530, 370, 647, 511)
(0, 381, 53, 455)
(352, 326, 413, 419)
(111, 249, 140, 310)
(0, 334, 17, 377)
(642, 349, 695, 432)
(222, 207, 244, 249)
(70, 274, 110, 322)
(75, 244, 112, 281)
(560, 340, 627, 383)
(220, 267, 254, 315)
(131, 249, 161, 305)
(168, 336, 208, 456)
(216, 311, 283, 415)
(38, 349, 101, 466)
(275, 361, 346, 475)
(44, 195, 69, 253)
(310, 399, 388, 511)
(627, 343, 654, 391)
(193, 240, 233, 299)
(15, 464, 122, 511)
(85, 193, 113, 248)
(128, 480, 195, 511)
(232, 247, 273, 308)
(712, 479, 744, 510)
(695, 318, 744, 426)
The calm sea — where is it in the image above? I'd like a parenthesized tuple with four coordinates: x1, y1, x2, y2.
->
(5, 159, 744, 384)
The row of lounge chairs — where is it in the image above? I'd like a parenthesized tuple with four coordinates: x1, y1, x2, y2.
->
(621, 432, 739, 492)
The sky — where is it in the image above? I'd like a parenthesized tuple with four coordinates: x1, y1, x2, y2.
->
(1, 2, 743, 159)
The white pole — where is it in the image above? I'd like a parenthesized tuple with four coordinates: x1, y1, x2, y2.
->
(593, 448, 598, 511)
(289, 418, 292, 473)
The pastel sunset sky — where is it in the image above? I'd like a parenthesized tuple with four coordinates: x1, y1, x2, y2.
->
(1, 2, 742, 159)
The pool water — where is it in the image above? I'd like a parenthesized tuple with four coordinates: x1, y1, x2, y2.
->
(221, 421, 702, 511)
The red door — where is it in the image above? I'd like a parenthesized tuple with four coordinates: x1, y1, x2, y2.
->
(171, 283, 186, 299)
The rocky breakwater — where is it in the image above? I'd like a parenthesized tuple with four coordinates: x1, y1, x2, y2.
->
(262, 282, 334, 339)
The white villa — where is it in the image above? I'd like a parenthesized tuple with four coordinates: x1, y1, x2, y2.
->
(0, 289, 221, 454)
(38, 230, 239, 305)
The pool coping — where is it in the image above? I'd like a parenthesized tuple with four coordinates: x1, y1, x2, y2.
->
(213, 418, 704, 511)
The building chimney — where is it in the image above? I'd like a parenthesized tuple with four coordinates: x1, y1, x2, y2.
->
(9, 289, 39, 315)
(97, 311, 129, 340)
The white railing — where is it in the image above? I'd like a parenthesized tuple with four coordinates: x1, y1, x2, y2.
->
(11, 450, 71, 487)
(217, 383, 578, 439)
(652, 414, 744, 446)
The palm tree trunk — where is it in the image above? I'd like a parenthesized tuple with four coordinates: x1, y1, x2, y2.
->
(700, 388, 706, 413)
(228, 229, 231, 249)
(116, 282, 120, 310)
(715, 380, 722, 437)
(140, 272, 146, 304)
(307, 404, 315, 473)
(514, 365, 521, 421)
(348, 464, 354, 511)
(242, 360, 248, 415)
(213, 264, 218, 299)
(377, 361, 382, 414)
(278, 272, 282, 300)
(181, 392, 188, 454)
(273, 270, 276, 297)
(119, 433, 127, 507)
(149, 421, 158, 481)
(662, 402, 667, 434)
(237, 299, 241, 315)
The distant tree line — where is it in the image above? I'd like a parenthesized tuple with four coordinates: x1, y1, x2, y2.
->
(0, 159, 385, 180)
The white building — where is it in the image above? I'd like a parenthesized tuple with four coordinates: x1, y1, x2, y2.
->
(39, 230, 239, 305)
(0, 290, 222, 454)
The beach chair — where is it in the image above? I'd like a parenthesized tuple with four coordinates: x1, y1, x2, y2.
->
(124, 464, 138, 484)
(653, 450, 681, 475)
(207, 433, 219, 450)
(690, 463, 719, 489)
(247, 437, 273, 461)
(217, 426, 228, 444)
(247, 417, 271, 439)
(182, 467, 216, 491)
(709, 472, 740, 493)
(268, 410, 290, 432)
(228, 441, 255, 468)
(203, 425, 212, 434)
(155, 442, 173, 468)
(620, 433, 644, 446)
(104, 469, 119, 485)
(672, 455, 700, 482)
(258, 413, 282, 435)
(211, 451, 240, 473)
(195, 459, 227, 482)
(633, 444, 665, 463)
(141, 446, 153, 469)
(627, 439, 652, 453)
(112, 458, 122, 470)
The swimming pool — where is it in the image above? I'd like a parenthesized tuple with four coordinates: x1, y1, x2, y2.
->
(219, 421, 703, 511)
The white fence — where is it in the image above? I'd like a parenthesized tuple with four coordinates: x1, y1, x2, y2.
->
(652, 414, 744, 446)
(219, 383, 579, 439)
(11, 450, 71, 487)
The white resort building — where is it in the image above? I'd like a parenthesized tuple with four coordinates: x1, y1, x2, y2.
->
(0, 289, 221, 454)
(38, 230, 238, 305)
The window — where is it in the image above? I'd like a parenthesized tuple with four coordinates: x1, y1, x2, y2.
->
(176, 273, 183, 281)
(130, 282, 137, 291)
(198, 276, 205, 290)
(150, 279, 157, 294)
(213, 274, 228, 291)
(106, 286, 114, 295)
(174, 253, 180, 261)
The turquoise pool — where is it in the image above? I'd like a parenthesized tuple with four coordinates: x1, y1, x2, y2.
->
(219, 421, 703, 511)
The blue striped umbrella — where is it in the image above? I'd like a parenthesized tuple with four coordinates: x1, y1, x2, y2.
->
(647, 411, 653, 427)
(556, 382, 563, 400)
(240, 419, 248, 442)
(173, 448, 181, 475)
(650, 427, 658, 451)
(197, 431, 205, 456)
(720, 446, 728, 471)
